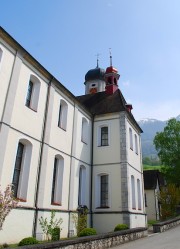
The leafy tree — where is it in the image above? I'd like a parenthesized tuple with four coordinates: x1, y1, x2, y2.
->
(158, 184, 180, 220)
(0, 184, 18, 230)
(154, 118, 180, 185)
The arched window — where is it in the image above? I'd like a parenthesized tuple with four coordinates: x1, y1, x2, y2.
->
(51, 155, 64, 205)
(0, 48, 3, 67)
(58, 99, 68, 131)
(129, 128, 133, 150)
(12, 139, 32, 201)
(134, 134, 138, 154)
(131, 175, 136, 209)
(137, 179, 142, 210)
(81, 118, 88, 143)
(25, 74, 40, 111)
(78, 165, 86, 205)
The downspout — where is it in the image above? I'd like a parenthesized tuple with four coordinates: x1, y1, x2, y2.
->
(32, 77, 53, 237)
(67, 102, 76, 237)
(90, 115, 94, 227)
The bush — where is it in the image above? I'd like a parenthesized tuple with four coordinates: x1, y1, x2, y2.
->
(52, 227, 60, 241)
(18, 237, 39, 246)
(114, 224, 129, 232)
(79, 228, 97, 237)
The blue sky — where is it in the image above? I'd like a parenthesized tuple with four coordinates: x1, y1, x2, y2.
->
(1, 0, 180, 121)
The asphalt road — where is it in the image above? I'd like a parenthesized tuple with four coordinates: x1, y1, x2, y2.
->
(112, 225, 180, 249)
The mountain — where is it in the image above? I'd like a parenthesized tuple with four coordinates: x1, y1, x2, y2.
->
(138, 115, 180, 158)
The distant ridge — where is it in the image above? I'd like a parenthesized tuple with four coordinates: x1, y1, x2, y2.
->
(138, 115, 180, 158)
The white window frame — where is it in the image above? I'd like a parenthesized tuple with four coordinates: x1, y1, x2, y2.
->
(78, 165, 86, 205)
(131, 175, 136, 209)
(12, 139, 32, 201)
(0, 47, 3, 71)
(25, 74, 41, 111)
(129, 128, 133, 150)
(81, 117, 88, 144)
(96, 173, 110, 208)
(51, 155, 64, 205)
(98, 124, 110, 147)
(137, 179, 142, 210)
(134, 134, 138, 154)
(58, 99, 68, 131)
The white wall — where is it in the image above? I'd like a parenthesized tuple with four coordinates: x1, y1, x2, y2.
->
(0, 43, 15, 121)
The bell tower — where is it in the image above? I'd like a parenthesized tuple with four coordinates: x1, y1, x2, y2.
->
(105, 50, 120, 94)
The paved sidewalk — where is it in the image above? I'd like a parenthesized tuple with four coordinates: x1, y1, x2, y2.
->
(112, 225, 180, 249)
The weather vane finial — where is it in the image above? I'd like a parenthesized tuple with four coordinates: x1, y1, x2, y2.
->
(109, 48, 112, 66)
(96, 53, 100, 68)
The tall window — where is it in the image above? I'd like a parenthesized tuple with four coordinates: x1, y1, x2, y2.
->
(51, 156, 64, 205)
(135, 134, 138, 154)
(78, 166, 86, 205)
(101, 126, 108, 146)
(100, 174, 109, 207)
(25, 80, 33, 107)
(25, 75, 40, 111)
(129, 128, 133, 150)
(12, 140, 32, 200)
(131, 175, 136, 209)
(12, 143, 24, 197)
(137, 179, 142, 210)
(81, 118, 88, 143)
(0, 48, 3, 68)
(58, 100, 68, 131)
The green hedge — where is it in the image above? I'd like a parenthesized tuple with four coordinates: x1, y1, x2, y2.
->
(114, 224, 129, 232)
(79, 228, 97, 237)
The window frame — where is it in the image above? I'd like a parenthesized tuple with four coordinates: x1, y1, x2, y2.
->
(98, 124, 110, 147)
(58, 99, 68, 131)
(51, 155, 64, 205)
(78, 165, 86, 205)
(129, 128, 133, 150)
(81, 117, 88, 144)
(134, 134, 138, 154)
(131, 175, 136, 209)
(12, 140, 32, 201)
(25, 75, 40, 112)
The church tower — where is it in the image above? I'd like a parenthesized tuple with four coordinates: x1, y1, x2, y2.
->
(84, 58, 106, 94)
(105, 52, 120, 94)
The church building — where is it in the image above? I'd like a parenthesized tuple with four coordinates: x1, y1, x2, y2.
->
(0, 27, 146, 244)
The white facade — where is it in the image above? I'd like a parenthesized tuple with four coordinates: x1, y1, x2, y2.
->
(0, 27, 146, 244)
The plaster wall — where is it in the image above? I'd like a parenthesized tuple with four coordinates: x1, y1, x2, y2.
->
(0, 43, 15, 121)
(0, 209, 35, 244)
(10, 63, 48, 140)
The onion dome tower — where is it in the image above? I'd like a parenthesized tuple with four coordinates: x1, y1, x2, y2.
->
(105, 50, 120, 94)
(84, 57, 106, 94)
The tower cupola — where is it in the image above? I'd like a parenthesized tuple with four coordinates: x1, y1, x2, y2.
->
(84, 56, 106, 94)
(105, 50, 120, 94)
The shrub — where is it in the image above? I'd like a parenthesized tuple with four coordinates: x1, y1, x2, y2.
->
(114, 224, 129, 232)
(79, 228, 97, 237)
(52, 227, 60, 241)
(18, 237, 39, 246)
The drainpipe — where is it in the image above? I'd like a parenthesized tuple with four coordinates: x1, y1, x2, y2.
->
(32, 77, 53, 237)
(67, 102, 76, 237)
(90, 115, 94, 227)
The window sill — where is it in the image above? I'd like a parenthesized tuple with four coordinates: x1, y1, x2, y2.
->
(51, 202, 62, 206)
(96, 206, 110, 209)
(58, 126, 67, 132)
(17, 198, 27, 202)
(25, 105, 37, 112)
(98, 145, 109, 147)
(81, 140, 88, 145)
